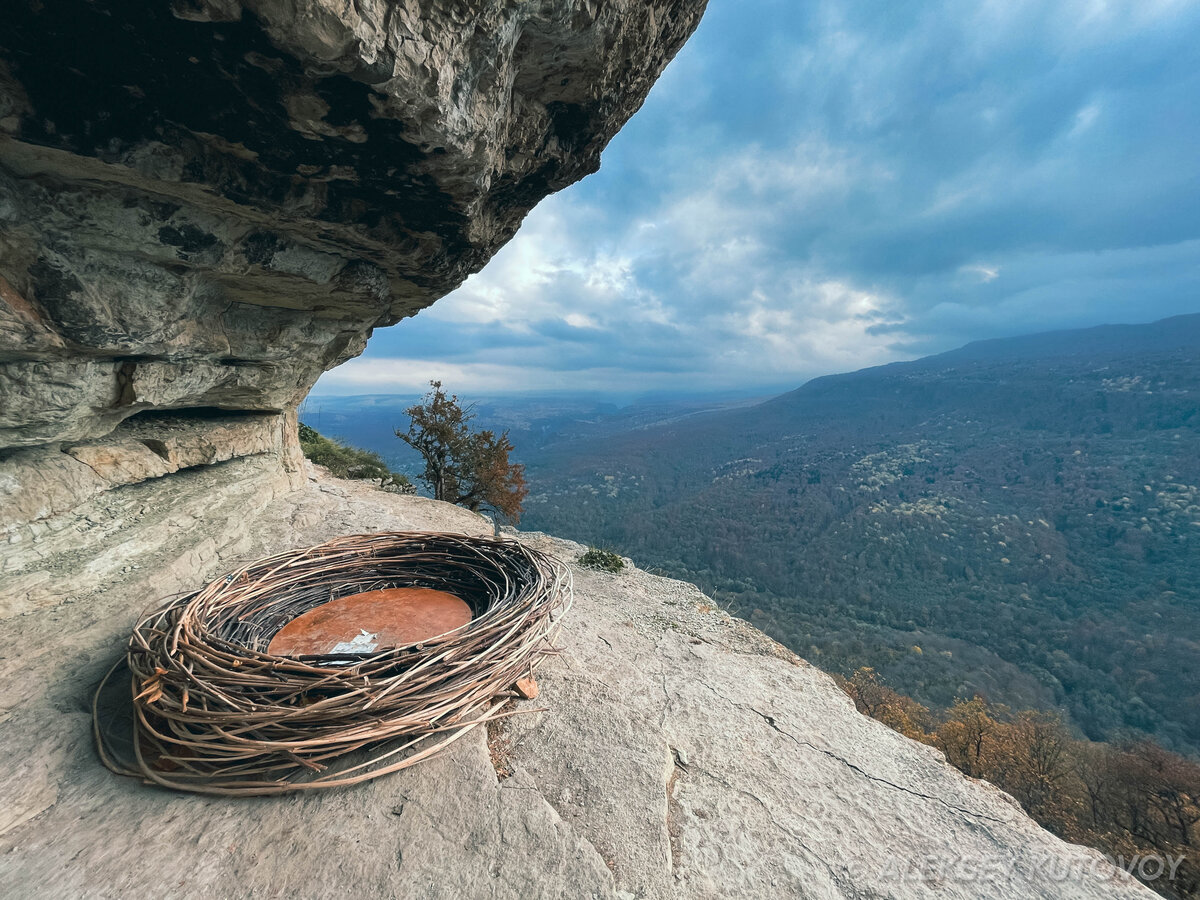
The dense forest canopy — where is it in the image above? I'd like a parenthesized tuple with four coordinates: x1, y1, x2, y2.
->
(520, 315, 1200, 755)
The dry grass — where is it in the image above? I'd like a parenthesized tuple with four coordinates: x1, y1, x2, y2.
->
(486, 699, 517, 781)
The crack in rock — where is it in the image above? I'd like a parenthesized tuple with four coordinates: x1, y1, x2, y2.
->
(666, 746, 685, 874)
(701, 767, 854, 899)
(704, 681, 1008, 828)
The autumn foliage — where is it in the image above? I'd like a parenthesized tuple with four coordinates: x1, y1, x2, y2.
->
(397, 382, 528, 523)
(838, 668, 1200, 898)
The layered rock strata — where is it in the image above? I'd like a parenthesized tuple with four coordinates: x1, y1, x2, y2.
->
(0, 0, 704, 440)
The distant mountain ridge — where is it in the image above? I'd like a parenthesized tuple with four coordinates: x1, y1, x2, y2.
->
(929, 313, 1200, 364)
(521, 313, 1200, 753)
(765, 312, 1200, 403)
(301, 392, 765, 480)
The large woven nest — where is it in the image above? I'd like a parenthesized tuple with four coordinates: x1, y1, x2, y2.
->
(93, 532, 571, 795)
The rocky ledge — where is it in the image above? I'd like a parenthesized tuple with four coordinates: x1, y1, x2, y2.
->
(0, 0, 705, 447)
(0, 467, 1154, 899)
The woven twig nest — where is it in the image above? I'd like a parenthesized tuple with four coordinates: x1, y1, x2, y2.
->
(93, 532, 571, 795)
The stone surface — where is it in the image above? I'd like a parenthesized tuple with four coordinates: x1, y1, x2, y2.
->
(0, 416, 305, 618)
(0, 0, 707, 448)
(0, 409, 303, 561)
(0, 472, 1157, 899)
(514, 675, 541, 700)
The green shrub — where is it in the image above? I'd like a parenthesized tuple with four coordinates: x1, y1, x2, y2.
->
(298, 423, 414, 492)
(578, 547, 625, 573)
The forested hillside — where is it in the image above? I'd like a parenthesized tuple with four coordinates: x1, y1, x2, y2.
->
(522, 315, 1200, 753)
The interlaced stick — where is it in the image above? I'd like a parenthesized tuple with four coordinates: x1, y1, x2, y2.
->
(92, 532, 571, 795)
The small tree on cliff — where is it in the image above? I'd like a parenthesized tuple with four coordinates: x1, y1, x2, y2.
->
(396, 381, 528, 523)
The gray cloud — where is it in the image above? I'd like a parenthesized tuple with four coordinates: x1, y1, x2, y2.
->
(318, 0, 1200, 398)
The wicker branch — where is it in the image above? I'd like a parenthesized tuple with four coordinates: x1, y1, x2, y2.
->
(93, 532, 571, 795)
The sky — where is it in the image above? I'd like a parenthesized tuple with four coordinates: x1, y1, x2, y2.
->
(315, 0, 1200, 400)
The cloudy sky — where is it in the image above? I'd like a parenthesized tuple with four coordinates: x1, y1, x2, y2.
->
(316, 0, 1200, 399)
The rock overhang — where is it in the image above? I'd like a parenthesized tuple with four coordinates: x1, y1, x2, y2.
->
(0, 0, 708, 447)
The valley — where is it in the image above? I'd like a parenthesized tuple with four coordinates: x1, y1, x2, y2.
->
(518, 315, 1200, 753)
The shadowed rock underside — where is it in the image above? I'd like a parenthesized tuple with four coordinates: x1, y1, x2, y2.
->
(0, 0, 706, 448)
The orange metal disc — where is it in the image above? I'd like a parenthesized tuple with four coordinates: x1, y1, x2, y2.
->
(267, 587, 472, 657)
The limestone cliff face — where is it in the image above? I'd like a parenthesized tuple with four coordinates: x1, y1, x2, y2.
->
(0, 0, 705, 449)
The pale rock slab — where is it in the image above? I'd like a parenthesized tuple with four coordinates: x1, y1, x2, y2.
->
(0, 473, 1156, 899)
